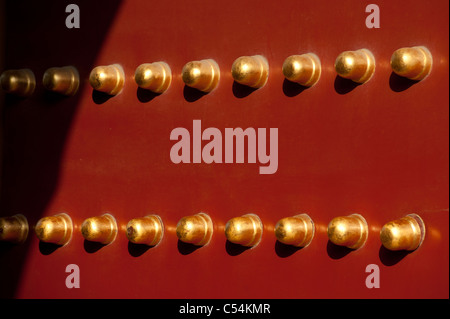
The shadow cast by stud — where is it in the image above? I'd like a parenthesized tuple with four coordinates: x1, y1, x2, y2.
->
(92, 90, 113, 104)
(42, 90, 71, 105)
(128, 241, 153, 257)
(38, 241, 62, 255)
(177, 239, 202, 255)
(83, 239, 108, 253)
(225, 240, 252, 256)
(232, 81, 258, 98)
(334, 75, 361, 95)
(378, 245, 411, 266)
(4, 93, 29, 105)
(389, 72, 419, 92)
(183, 85, 207, 102)
(282, 78, 308, 97)
(275, 240, 304, 258)
(136, 87, 161, 103)
(326, 240, 353, 259)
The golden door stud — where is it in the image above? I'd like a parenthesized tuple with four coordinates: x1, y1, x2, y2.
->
(380, 214, 425, 251)
(42, 66, 80, 96)
(335, 49, 375, 83)
(231, 55, 269, 88)
(274, 214, 315, 247)
(134, 62, 172, 93)
(0, 68, 36, 97)
(0, 214, 29, 244)
(35, 213, 73, 246)
(181, 59, 220, 92)
(81, 213, 118, 245)
(390, 46, 432, 81)
(127, 215, 164, 246)
(225, 214, 263, 247)
(327, 214, 368, 249)
(89, 64, 125, 95)
(282, 53, 321, 87)
(176, 213, 213, 246)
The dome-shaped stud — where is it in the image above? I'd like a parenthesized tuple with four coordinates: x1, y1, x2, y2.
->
(35, 213, 73, 246)
(126, 215, 164, 246)
(81, 213, 118, 245)
(274, 214, 315, 247)
(181, 59, 220, 92)
(282, 53, 321, 87)
(380, 214, 425, 251)
(390, 46, 432, 81)
(334, 49, 375, 83)
(176, 213, 213, 246)
(231, 55, 269, 88)
(327, 214, 368, 249)
(0, 69, 36, 97)
(0, 214, 29, 244)
(225, 214, 263, 247)
(89, 64, 124, 95)
(42, 66, 80, 96)
(134, 62, 172, 93)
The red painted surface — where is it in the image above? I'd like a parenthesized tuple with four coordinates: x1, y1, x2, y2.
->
(0, 0, 448, 299)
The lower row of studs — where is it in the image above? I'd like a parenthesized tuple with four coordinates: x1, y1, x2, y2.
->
(0, 212, 426, 252)
(0, 46, 433, 98)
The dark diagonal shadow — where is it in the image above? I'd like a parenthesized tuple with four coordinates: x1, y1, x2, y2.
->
(334, 75, 361, 95)
(326, 240, 353, 259)
(389, 72, 419, 92)
(0, 0, 124, 298)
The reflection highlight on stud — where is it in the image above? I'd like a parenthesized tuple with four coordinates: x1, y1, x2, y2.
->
(43, 66, 80, 96)
(0, 69, 36, 97)
(327, 214, 368, 249)
(81, 213, 118, 245)
(282, 54, 321, 87)
(380, 214, 425, 251)
(181, 59, 220, 92)
(0, 214, 29, 244)
(35, 213, 73, 246)
(335, 49, 375, 83)
(231, 55, 269, 88)
(135, 62, 172, 93)
(89, 64, 125, 95)
(127, 215, 164, 246)
(275, 214, 315, 247)
(225, 214, 263, 247)
(390, 46, 432, 81)
(176, 213, 213, 246)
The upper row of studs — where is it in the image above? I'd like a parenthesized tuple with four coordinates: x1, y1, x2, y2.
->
(0, 46, 432, 98)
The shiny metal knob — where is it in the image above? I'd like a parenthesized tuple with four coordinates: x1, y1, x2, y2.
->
(89, 64, 125, 95)
(274, 214, 315, 247)
(81, 213, 118, 244)
(0, 69, 36, 97)
(43, 66, 80, 96)
(327, 214, 368, 249)
(335, 49, 375, 83)
(181, 59, 220, 92)
(225, 214, 263, 247)
(390, 46, 432, 81)
(380, 214, 425, 251)
(176, 213, 213, 246)
(134, 62, 172, 93)
(0, 214, 29, 244)
(127, 215, 164, 246)
(35, 213, 73, 246)
(282, 53, 321, 87)
(231, 55, 269, 88)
